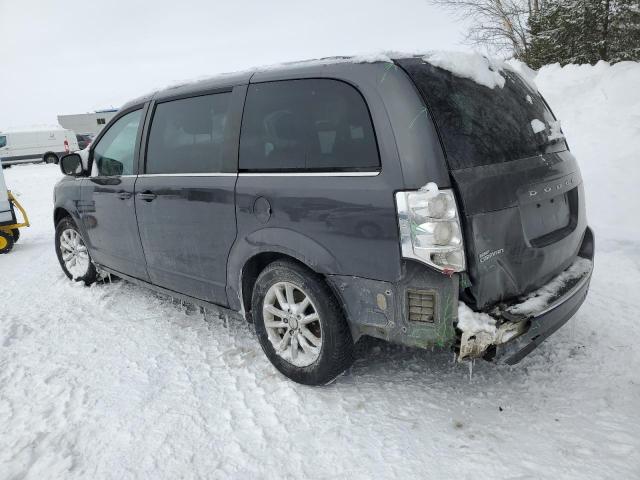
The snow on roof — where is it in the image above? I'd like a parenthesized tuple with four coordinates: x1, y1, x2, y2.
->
(130, 52, 404, 105)
(505, 59, 539, 91)
(160, 53, 398, 89)
(422, 51, 507, 89)
(129, 50, 538, 107)
(255, 52, 400, 71)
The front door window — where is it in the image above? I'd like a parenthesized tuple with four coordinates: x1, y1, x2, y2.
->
(92, 110, 142, 176)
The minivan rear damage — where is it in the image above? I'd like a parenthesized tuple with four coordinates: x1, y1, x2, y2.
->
(456, 252, 593, 363)
(393, 55, 594, 363)
(397, 57, 589, 302)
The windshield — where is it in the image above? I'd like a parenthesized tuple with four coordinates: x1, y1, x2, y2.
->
(397, 58, 567, 170)
(0, 136, 6, 148)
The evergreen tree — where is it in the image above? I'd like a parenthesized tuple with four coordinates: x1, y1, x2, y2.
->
(524, 0, 640, 67)
(609, 0, 640, 62)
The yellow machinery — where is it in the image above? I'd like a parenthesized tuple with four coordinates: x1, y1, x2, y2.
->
(0, 167, 30, 254)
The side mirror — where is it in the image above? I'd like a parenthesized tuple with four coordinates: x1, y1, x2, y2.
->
(59, 153, 84, 176)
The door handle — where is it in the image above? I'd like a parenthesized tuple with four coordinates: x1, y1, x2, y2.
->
(137, 191, 157, 202)
(117, 191, 132, 200)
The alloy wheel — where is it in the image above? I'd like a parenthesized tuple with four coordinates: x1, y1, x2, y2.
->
(59, 228, 90, 279)
(262, 281, 322, 367)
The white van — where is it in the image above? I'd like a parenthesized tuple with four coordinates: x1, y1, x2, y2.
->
(0, 127, 79, 167)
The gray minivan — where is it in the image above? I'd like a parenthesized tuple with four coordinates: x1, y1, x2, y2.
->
(53, 54, 594, 385)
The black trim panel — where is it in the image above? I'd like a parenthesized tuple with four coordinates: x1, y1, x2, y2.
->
(97, 263, 240, 316)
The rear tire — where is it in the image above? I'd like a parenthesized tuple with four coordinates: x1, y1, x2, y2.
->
(43, 153, 58, 164)
(251, 260, 354, 385)
(0, 231, 14, 254)
(55, 217, 97, 285)
(11, 228, 20, 243)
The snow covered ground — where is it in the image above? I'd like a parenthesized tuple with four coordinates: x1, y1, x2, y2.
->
(1, 61, 639, 479)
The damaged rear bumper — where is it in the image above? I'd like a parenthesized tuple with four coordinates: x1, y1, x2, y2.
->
(492, 266, 592, 364)
(459, 227, 595, 364)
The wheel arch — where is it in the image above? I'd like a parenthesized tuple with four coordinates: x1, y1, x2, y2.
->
(53, 206, 72, 226)
(227, 228, 343, 315)
(238, 250, 333, 322)
(227, 228, 340, 319)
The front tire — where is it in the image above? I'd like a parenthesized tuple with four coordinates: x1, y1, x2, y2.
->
(252, 260, 354, 385)
(43, 153, 58, 164)
(55, 217, 97, 285)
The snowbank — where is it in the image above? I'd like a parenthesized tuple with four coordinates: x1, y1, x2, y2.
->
(536, 61, 640, 240)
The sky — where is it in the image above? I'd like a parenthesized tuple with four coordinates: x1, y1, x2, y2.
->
(0, 0, 467, 129)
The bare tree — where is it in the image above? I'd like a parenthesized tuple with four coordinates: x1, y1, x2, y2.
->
(432, 0, 533, 58)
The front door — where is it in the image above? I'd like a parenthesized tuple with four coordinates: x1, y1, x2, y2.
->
(134, 90, 240, 305)
(80, 108, 149, 281)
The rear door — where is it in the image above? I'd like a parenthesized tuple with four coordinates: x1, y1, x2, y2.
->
(397, 58, 588, 309)
(134, 88, 243, 306)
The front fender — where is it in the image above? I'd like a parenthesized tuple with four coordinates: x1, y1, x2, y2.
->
(225, 227, 341, 311)
(53, 178, 89, 241)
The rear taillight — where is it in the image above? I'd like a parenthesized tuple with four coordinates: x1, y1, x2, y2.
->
(395, 184, 466, 273)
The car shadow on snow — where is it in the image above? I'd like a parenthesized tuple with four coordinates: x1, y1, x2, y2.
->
(91, 276, 587, 393)
(333, 328, 588, 394)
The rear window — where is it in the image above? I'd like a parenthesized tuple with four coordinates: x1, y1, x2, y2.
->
(398, 58, 567, 170)
(239, 79, 379, 172)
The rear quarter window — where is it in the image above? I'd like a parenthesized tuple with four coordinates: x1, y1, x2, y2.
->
(239, 79, 379, 172)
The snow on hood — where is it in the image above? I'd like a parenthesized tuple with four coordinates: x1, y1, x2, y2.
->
(422, 51, 507, 89)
